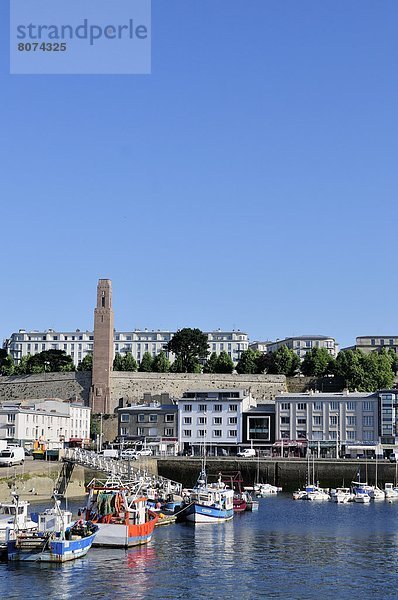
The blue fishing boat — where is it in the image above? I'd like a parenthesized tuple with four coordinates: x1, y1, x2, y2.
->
(177, 470, 234, 524)
(7, 495, 98, 562)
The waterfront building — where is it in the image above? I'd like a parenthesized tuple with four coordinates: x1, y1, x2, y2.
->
(117, 394, 178, 456)
(177, 389, 255, 455)
(241, 404, 276, 454)
(342, 336, 398, 355)
(0, 399, 91, 448)
(248, 341, 270, 353)
(274, 391, 379, 458)
(264, 335, 339, 359)
(5, 328, 249, 367)
(378, 389, 398, 453)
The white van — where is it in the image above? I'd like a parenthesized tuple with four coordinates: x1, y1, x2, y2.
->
(0, 446, 25, 466)
(237, 448, 256, 458)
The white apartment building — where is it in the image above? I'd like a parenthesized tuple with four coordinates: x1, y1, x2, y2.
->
(177, 389, 255, 455)
(0, 399, 91, 446)
(274, 391, 378, 458)
(265, 335, 339, 359)
(5, 328, 249, 368)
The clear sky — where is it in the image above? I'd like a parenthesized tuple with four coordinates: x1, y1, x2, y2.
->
(1, 0, 398, 349)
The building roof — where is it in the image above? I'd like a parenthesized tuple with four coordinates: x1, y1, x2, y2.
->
(275, 391, 376, 399)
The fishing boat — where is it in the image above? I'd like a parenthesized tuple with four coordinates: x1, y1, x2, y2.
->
(177, 470, 234, 524)
(85, 478, 158, 547)
(254, 483, 283, 496)
(7, 495, 97, 562)
(221, 472, 247, 512)
(0, 493, 37, 559)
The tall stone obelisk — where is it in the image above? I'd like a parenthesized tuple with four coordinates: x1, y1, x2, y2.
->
(90, 279, 114, 414)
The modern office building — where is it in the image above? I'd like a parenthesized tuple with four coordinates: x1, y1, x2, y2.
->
(117, 394, 178, 455)
(0, 399, 91, 448)
(5, 328, 249, 368)
(241, 404, 275, 454)
(265, 336, 339, 359)
(177, 389, 255, 455)
(274, 391, 379, 458)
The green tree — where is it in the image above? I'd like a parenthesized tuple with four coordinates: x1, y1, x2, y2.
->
(15, 350, 74, 374)
(236, 349, 261, 374)
(203, 352, 219, 374)
(77, 352, 93, 371)
(364, 350, 394, 390)
(113, 352, 125, 371)
(139, 352, 154, 372)
(387, 348, 398, 376)
(301, 347, 335, 377)
(123, 352, 138, 372)
(215, 351, 234, 374)
(0, 353, 15, 376)
(167, 328, 209, 373)
(334, 348, 394, 391)
(152, 351, 170, 373)
(266, 346, 301, 376)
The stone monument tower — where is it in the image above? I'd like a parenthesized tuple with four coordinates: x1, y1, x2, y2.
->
(90, 279, 114, 414)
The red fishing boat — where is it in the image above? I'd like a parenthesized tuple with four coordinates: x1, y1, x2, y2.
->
(85, 478, 158, 548)
(221, 472, 248, 512)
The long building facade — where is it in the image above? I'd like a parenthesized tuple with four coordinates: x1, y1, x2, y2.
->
(5, 328, 249, 368)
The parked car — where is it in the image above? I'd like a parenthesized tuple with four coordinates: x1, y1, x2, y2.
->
(389, 453, 398, 463)
(236, 448, 256, 458)
(121, 448, 153, 460)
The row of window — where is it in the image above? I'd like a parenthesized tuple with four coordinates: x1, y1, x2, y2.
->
(120, 427, 175, 437)
(183, 416, 237, 425)
(279, 430, 375, 441)
(183, 404, 238, 412)
(280, 416, 374, 427)
(182, 429, 237, 438)
(120, 414, 175, 423)
(279, 401, 374, 412)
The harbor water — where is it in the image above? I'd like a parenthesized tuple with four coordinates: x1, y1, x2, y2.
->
(2, 495, 398, 599)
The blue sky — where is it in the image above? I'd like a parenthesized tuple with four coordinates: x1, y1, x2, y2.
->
(1, 0, 398, 348)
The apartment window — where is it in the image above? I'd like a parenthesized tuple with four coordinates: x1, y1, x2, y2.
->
(137, 427, 145, 436)
(229, 417, 237, 425)
(330, 416, 338, 426)
(312, 432, 323, 440)
(183, 430, 191, 437)
(120, 414, 129, 423)
(381, 339, 385, 346)
(281, 403, 290, 411)
(297, 431, 307, 439)
(363, 402, 373, 412)
(213, 430, 222, 438)
(280, 417, 290, 425)
(347, 402, 356, 411)
(164, 428, 174, 437)
(183, 417, 192, 425)
(229, 404, 238, 412)
(7, 414, 16, 423)
(363, 416, 374, 427)
(329, 431, 337, 440)
(121, 427, 128, 436)
(198, 404, 207, 412)
(297, 403, 307, 410)
(198, 417, 207, 425)
(371, 339, 375, 346)
(165, 414, 174, 423)
(330, 402, 339, 411)
(198, 430, 207, 438)
(183, 405, 192, 412)
(363, 430, 375, 441)
(313, 416, 322, 426)
(149, 415, 158, 423)
(346, 430, 356, 440)
(214, 404, 222, 412)
(213, 417, 222, 425)
(228, 430, 237, 437)
(297, 418, 306, 425)
(280, 430, 290, 439)
(138, 414, 145, 422)
(313, 402, 322, 411)
(390, 339, 395, 346)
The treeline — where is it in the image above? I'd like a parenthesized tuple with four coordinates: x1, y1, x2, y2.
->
(2, 328, 398, 392)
